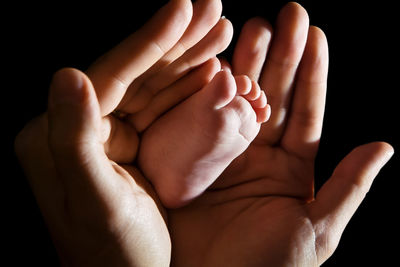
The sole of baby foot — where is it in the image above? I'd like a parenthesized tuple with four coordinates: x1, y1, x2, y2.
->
(138, 71, 269, 208)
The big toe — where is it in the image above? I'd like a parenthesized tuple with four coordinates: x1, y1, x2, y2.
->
(199, 70, 237, 110)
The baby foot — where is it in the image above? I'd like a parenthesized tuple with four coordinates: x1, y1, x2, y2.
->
(138, 70, 270, 208)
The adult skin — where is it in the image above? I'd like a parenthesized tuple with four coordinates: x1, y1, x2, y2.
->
(168, 3, 394, 266)
(14, 1, 393, 267)
(14, 0, 232, 266)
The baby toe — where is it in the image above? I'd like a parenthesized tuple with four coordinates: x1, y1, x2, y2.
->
(243, 80, 261, 101)
(255, 103, 271, 123)
(250, 90, 267, 108)
(235, 75, 252, 96)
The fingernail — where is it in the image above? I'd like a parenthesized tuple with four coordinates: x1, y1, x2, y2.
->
(49, 68, 84, 107)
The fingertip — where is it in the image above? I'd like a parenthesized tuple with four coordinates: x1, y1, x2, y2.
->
(277, 2, 310, 32)
(296, 25, 329, 86)
(327, 141, 395, 193)
(217, 16, 234, 46)
(386, 143, 395, 158)
(282, 2, 309, 23)
(245, 16, 271, 26)
(377, 141, 394, 154)
(307, 26, 328, 55)
(162, 0, 193, 42)
(204, 10, 233, 48)
(233, 17, 272, 80)
(306, 25, 329, 64)
(369, 141, 395, 166)
(48, 67, 101, 151)
(242, 17, 273, 40)
(170, 0, 193, 23)
(309, 25, 327, 42)
(194, 0, 222, 27)
(356, 141, 394, 162)
(273, 1, 309, 62)
(49, 68, 86, 107)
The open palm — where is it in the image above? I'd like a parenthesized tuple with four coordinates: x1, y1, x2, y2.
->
(169, 3, 393, 266)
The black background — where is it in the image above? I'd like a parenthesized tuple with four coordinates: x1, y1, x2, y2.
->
(5, 0, 399, 266)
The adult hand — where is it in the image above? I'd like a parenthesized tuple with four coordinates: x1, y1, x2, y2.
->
(169, 3, 394, 266)
(14, 0, 232, 266)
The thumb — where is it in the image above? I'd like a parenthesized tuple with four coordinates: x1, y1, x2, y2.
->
(48, 67, 102, 158)
(310, 142, 394, 263)
(47, 68, 114, 198)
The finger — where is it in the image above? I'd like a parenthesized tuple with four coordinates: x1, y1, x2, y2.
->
(120, 0, 222, 95)
(47, 68, 117, 202)
(281, 26, 329, 159)
(157, 0, 222, 65)
(232, 17, 272, 81)
(128, 57, 221, 132)
(309, 142, 394, 264)
(257, 2, 309, 144)
(86, 0, 193, 116)
(102, 115, 139, 164)
(120, 17, 233, 113)
(144, 17, 232, 94)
